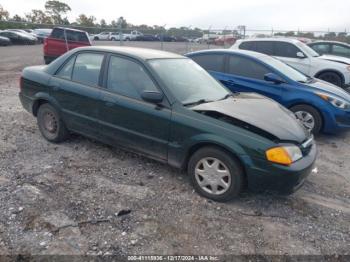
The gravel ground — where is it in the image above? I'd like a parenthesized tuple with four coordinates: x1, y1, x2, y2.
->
(0, 42, 349, 259)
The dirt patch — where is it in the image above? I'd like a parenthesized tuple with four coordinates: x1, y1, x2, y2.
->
(0, 43, 349, 256)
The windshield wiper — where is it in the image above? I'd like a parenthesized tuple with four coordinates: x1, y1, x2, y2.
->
(298, 77, 314, 84)
(183, 99, 213, 107)
(219, 93, 237, 101)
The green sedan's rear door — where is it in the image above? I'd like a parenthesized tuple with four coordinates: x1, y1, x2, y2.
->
(49, 52, 105, 138)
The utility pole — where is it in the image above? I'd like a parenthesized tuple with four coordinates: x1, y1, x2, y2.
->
(161, 24, 166, 50)
(117, 17, 123, 46)
(207, 25, 212, 49)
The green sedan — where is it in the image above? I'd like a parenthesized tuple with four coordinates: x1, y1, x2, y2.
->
(19, 46, 317, 202)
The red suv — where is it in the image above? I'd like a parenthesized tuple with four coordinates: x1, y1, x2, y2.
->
(44, 27, 91, 64)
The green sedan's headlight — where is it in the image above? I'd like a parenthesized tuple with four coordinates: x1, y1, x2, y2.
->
(266, 145, 303, 166)
(316, 92, 350, 110)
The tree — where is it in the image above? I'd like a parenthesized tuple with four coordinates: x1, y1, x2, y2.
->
(0, 5, 9, 21)
(12, 14, 24, 22)
(25, 9, 52, 24)
(100, 19, 107, 28)
(324, 32, 337, 39)
(76, 14, 96, 27)
(45, 0, 71, 24)
(297, 32, 315, 38)
(117, 16, 127, 29)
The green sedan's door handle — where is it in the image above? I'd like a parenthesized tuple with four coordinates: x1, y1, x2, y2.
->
(50, 82, 61, 91)
(102, 95, 117, 107)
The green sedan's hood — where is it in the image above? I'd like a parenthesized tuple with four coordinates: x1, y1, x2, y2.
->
(191, 93, 309, 143)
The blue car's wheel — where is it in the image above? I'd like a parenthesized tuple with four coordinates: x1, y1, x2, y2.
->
(290, 105, 322, 135)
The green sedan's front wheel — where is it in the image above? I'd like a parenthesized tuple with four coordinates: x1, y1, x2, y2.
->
(37, 103, 69, 143)
(188, 147, 243, 202)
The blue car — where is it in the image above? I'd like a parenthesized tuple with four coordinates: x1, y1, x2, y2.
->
(186, 49, 350, 134)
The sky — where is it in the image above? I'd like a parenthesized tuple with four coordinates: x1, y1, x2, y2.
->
(1, 0, 350, 32)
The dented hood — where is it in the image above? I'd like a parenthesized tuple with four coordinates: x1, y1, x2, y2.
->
(192, 93, 309, 143)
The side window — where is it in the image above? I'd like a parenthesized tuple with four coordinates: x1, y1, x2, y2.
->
(56, 56, 76, 79)
(255, 41, 274, 55)
(228, 55, 270, 80)
(239, 41, 256, 51)
(51, 28, 65, 40)
(107, 56, 158, 99)
(65, 30, 89, 42)
(72, 53, 104, 86)
(310, 43, 330, 54)
(332, 44, 350, 56)
(274, 42, 301, 58)
(191, 54, 225, 72)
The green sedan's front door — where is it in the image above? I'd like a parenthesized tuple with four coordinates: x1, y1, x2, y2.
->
(49, 52, 105, 138)
(98, 55, 171, 161)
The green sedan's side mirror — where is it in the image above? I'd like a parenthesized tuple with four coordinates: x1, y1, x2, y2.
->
(141, 90, 164, 104)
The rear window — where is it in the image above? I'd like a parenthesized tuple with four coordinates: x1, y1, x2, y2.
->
(66, 30, 89, 42)
(51, 28, 89, 42)
(72, 53, 104, 86)
(51, 28, 65, 40)
(239, 41, 256, 51)
(310, 43, 330, 54)
(191, 54, 225, 72)
(274, 42, 301, 58)
(255, 41, 274, 55)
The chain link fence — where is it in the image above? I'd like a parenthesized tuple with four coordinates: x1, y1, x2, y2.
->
(1, 20, 350, 54)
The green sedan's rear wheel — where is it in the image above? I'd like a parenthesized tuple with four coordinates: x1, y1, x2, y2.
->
(188, 147, 243, 202)
(37, 103, 69, 143)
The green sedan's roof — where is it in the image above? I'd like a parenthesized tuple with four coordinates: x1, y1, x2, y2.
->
(76, 46, 184, 60)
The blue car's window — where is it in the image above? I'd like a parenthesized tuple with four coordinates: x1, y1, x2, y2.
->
(191, 54, 225, 72)
(149, 58, 229, 104)
(72, 53, 104, 87)
(107, 56, 158, 100)
(228, 55, 270, 80)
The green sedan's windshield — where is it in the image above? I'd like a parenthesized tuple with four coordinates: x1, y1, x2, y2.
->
(148, 58, 229, 105)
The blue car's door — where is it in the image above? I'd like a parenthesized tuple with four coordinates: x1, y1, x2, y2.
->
(219, 54, 284, 103)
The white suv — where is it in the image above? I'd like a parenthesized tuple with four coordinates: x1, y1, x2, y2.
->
(231, 38, 350, 88)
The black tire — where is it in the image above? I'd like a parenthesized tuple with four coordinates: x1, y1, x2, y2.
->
(37, 103, 69, 143)
(187, 146, 244, 202)
(290, 104, 322, 135)
(317, 71, 343, 87)
(94, 36, 99, 41)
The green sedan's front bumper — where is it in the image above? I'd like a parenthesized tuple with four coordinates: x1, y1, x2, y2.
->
(242, 142, 317, 194)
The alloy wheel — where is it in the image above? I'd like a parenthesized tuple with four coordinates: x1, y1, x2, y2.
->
(294, 111, 315, 131)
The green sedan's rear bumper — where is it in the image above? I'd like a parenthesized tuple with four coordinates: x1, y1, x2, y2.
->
(19, 92, 34, 114)
(242, 142, 317, 194)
